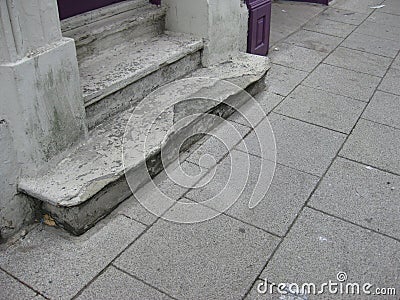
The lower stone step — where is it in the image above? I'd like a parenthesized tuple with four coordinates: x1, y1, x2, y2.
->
(80, 32, 203, 128)
(18, 53, 270, 235)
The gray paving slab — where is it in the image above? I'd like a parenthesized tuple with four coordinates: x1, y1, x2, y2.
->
(324, 46, 392, 77)
(77, 266, 172, 300)
(392, 55, 400, 69)
(114, 210, 280, 300)
(262, 208, 400, 298)
(304, 18, 357, 38)
(340, 118, 400, 175)
(342, 32, 400, 58)
(321, 7, 369, 25)
(232, 117, 276, 161)
(309, 157, 400, 240)
(355, 20, 400, 42)
(254, 91, 285, 115)
(114, 160, 204, 225)
(265, 64, 309, 96)
(362, 90, 400, 129)
(186, 136, 230, 168)
(302, 64, 381, 102)
(0, 216, 146, 299)
(275, 85, 366, 133)
(268, 43, 327, 72)
(269, 1, 325, 46)
(187, 152, 318, 236)
(332, 0, 384, 14)
(0, 269, 38, 300)
(368, 11, 400, 28)
(379, 67, 400, 95)
(283, 30, 343, 53)
(186, 121, 251, 168)
(264, 113, 345, 176)
(228, 91, 284, 127)
(380, 0, 400, 16)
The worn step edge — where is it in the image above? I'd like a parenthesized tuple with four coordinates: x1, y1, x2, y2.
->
(80, 32, 204, 128)
(18, 53, 270, 235)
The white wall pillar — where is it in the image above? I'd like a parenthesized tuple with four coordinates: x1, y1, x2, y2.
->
(164, 0, 248, 66)
(0, 0, 86, 239)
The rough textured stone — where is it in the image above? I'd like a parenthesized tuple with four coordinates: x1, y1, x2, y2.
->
(303, 64, 381, 102)
(304, 18, 356, 38)
(265, 64, 308, 96)
(284, 30, 343, 53)
(268, 43, 327, 72)
(262, 208, 400, 295)
(340, 119, 400, 175)
(325, 46, 392, 77)
(114, 211, 280, 300)
(80, 32, 203, 118)
(342, 32, 400, 58)
(77, 266, 172, 299)
(229, 91, 284, 127)
(275, 85, 366, 133)
(321, 7, 368, 25)
(379, 0, 400, 16)
(239, 117, 276, 159)
(0, 216, 146, 299)
(186, 121, 251, 168)
(187, 153, 318, 236)
(0, 269, 38, 299)
(112, 161, 201, 226)
(392, 55, 400, 70)
(269, 1, 325, 46)
(266, 113, 346, 176)
(368, 11, 400, 28)
(362, 91, 400, 129)
(332, 0, 384, 13)
(379, 67, 400, 95)
(65, 3, 166, 61)
(355, 20, 400, 42)
(309, 157, 400, 239)
(18, 53, 270, 235)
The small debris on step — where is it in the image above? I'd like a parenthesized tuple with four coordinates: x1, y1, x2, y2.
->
(42, 214, 56, 227)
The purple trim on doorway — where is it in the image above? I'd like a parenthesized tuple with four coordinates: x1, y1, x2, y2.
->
(246, 0, 272, 56)
(149, 0, 161, 5)
(57, 0, 127, 19)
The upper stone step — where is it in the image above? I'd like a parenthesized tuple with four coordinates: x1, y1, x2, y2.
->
(18, 53, 270, 235)
(62, 0, 166, 61)
(80, 32, 204, 128)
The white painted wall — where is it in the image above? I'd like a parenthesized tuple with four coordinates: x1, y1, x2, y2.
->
(0, 0, 86, 240)
(164, 0, 248, 66)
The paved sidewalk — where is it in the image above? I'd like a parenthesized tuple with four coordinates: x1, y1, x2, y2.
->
(1, 0, 400, 299)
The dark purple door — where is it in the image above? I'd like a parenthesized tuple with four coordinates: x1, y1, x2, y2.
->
(246, 0, 272, 56)
(57, 0, 127, 19)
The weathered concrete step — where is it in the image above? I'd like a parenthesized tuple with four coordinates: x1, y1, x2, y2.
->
(18, 53, 270, 235)
(80, 32, 203, 128)
(63, 0, 166, 61)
